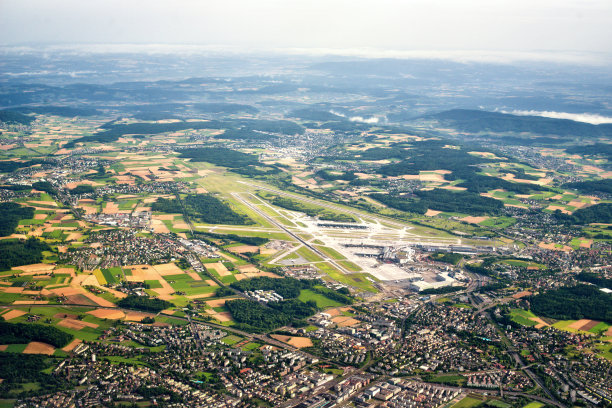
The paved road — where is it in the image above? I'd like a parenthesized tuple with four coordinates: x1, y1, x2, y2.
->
(238, 182, 459, 243)
(3, 302, 320, 357)
(408, 381, 566, 408)
(479, 309, 565, 408)
(231, 192, 353, 276)
(278, 356, 378, 408)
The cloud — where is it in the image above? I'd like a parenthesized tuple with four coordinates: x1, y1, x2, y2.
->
(349, 116, 380, 124)
(330, 110, 381, 124)
(506, 110, 612, 125)
(2, 44, 609, 65)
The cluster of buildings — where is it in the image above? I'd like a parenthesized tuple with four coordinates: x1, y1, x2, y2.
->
(83, 211, 150, 229)
(366, 380, 462, 408)
(60, 230, 218, 273)
(465, 369, 531, 390)
(245, 289, 284, 303)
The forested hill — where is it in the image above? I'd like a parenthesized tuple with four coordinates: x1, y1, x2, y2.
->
(425, 109, 612, 138)
(65, 118, 305, 147)
(0, 109, 35, 125)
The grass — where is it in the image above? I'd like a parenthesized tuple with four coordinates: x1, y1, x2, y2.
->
(4, 305, 114, 341)
(486, 400, 511, 408)
(145, 280, 163, 289)
(522, 402, 544, 408)
(4, 344, 27, 353)
(510, 309, 538, 327)
(221, 335, 242, 345)
(298, 289, 343, 308)
(242, 342, 261, 351)
(452, 396, 484, 408)
(42, 230, 68, 240)
(84, 286, 119, 304)
(317, 263, 378, 293)
(479, 217, 516, 229)
(93, 269, 107, 285)
(589, 321, 610, 334)
(594, 342, 612, 361)
(427, 374, 466, 386)
(164, 274, 217, 296)
(101, 267, 124, 284)
(314, 246, 346, 260)
(338, 260, 362, 272)
(552, 320, 587, 333)
(498, 259, 544, 269)
(453, 303, 473, 309)
(0, 293, 23, 304)
(296, 246, 324, 262)
(104, 355, 150, 367)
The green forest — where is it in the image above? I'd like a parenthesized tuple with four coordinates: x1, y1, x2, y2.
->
(0, 238, 50, 270)
(370, 188, 503, 216)
(231, 276, 314, 298)
(0, 353, 67, 398)
(555, 203, 612, 225)
(225, 299, 293, 331)
(530, 284, 612, 323)
(0, 109, 35, 125)
(562, 179, 612, 195)
(117, 295, 173, 312)
(178, 147, 259, 168)
(0, 202, 35, 236)
(152, 193, 253, 225)
(227, 277, 351, 329)
(576, 272, 612, 289)
(0, 159, 49, 173)
(0, 322, 73, 348)
(429, 109, 612, 139)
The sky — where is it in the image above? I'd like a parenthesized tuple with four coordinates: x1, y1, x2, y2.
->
(1, 0, 612, 63)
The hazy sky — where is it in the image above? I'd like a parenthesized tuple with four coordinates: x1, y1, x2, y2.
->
(1, 0, 611, 61)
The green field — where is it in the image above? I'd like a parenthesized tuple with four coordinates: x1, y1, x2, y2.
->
(317, 263, 378, 293)
(486, 400, 511, 408)
(242, 342, 261, 351)
(298, 289, 343, 309)
(498, 259, 544, 269)
(338, 260, 362, 272)
(221, 335, 242, 345)
(479, 216, 517, 229)
(296, 246, 324, 262)
(164, 273, 217, 296)
(3, 305, 115, 342)
(594, 342, 612, 361)
(145, 279, 163, 289)
(101, 267, 125, 284)
(552, 319, 610, 334)
(510, 309, 538, 327)
(452, 396, 484, 408)
(315, 245, 346, 260)
(427, 374, 466, 386)
(522, 402, 544, 408)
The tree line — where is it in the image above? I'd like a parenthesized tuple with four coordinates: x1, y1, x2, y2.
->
(152, 193, 253, 225)
(117, 295, 172, 312)
(0, 321, 73, 348)
(370, 188, 504, 216)
(530, 284, 612, 323)
(0, 202, 35, 236)
(0, 238, 50, 270)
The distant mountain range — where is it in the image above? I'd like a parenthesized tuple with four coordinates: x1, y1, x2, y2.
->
(425, 109, 612, 139)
